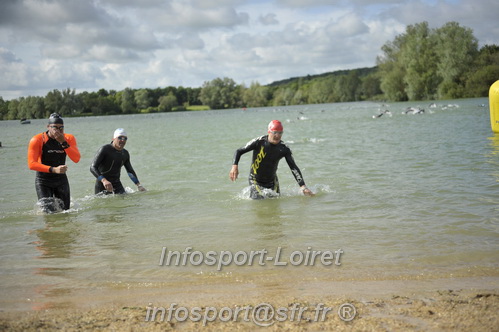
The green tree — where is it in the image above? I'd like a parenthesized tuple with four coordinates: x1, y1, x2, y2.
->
(158, 91, 178, 112)
(377, 21, 493, 101)
(186, 87, 202, 106)
(134, 89, 152, 111)
(307, 77, 338, 104)
(378, 22, 439, 101)
(97, 88, 109, 97)
(120, 87, 136, 114)
(31, 96, 46, 118)
(60, 88, 79, 115)
(149, 87, 165, 108)
(337, 71, 362, 102)
(0, 97, 8, 120)
(381, 67, 407, 101)
(272, 87, 295, 106)
(6, 99, 20, 120)
(360, 73, 382, 100)
(200, 77, 240, 109)
(242, 82, 270, 107)
(16, 97, 28, 120)
(464, 45, 499, 97)
(377, 34, 408, 101)
(175, 86, 189, 106)
(434, 22, 478, 99)
(45, 89, 63, 115)
(91, 96, 120, 115)
(18, 96, 45, 119)
(79, 91, 96, 114)
(401, 22, 439, 100)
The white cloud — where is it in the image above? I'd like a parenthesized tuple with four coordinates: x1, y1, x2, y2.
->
(259, 13, 279, 25)
(0, 0, 497, 100)
(176, 33, 205, 50)
(0, 48, 30, 89)
(327, 13, 370, 37)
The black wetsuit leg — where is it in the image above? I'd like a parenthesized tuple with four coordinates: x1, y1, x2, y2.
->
(35, 176, 70, 212)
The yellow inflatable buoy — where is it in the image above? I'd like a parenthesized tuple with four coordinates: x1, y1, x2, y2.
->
(490, 80, 499, 133)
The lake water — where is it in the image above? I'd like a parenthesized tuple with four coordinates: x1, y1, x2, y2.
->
(0, 98, 498, 311)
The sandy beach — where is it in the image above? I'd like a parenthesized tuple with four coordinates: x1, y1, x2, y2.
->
(1, 276, 497, 331)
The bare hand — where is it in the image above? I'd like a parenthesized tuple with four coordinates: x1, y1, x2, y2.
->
(102, 179, 114, 192)
(229, 165, 239, 181)
(302, 187, 315, 196)
(137, 184, 146, 192)
(53, 165, 68, 174)
(50, 128, 66, 144)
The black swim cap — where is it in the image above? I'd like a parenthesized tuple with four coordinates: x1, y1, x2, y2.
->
(48, 113, 64, 125)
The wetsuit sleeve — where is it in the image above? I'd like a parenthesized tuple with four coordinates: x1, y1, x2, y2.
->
(27, 133, 51, 173)
(63, 134, 81, 163)
(123, 151, 139, 184)
(284, 150, 306, 187)
(232, 137, 260, 165)
(90, 145, 107, 180)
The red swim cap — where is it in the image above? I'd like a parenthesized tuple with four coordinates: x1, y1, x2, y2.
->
(268, 120, 283, 132)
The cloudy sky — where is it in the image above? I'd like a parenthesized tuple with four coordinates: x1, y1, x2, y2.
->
(0, 0, 497, 100)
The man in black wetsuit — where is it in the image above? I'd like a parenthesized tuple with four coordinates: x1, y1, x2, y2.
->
(90, 128, 146, 194)
(229, 120, 314, 199)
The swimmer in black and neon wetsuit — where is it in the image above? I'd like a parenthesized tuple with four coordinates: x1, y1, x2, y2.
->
(229, 120, 314, 199)
(27, 113, 81, 212)
(90, 128, 146, 194)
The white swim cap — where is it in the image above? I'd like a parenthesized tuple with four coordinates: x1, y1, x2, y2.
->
(113, 128, 127, 138)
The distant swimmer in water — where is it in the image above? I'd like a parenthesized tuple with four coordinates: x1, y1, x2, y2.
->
(229, 120, 314, 199)
(90, 128, 146, 194)
(404, 107, 425, 114)
(27, 113, 81, 212)
(373, 110, 392, 118)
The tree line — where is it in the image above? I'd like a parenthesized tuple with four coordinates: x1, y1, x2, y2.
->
(1, 21, 498, 121)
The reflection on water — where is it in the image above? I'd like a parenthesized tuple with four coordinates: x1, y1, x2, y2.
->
(33, 218, 80, 259)
(250, 199, 285, 242)
(487, 134, 499, 154)
(488, 134, 499, 158)
(487, 134, 499, 183)
(25, 216, 81, 310)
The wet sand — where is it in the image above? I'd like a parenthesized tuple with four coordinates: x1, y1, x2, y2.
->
(1, 276, 497, 331)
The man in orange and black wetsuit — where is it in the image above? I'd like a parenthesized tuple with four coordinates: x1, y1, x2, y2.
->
(229, 120, 314, 199)
(27, 113, 81, 212)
